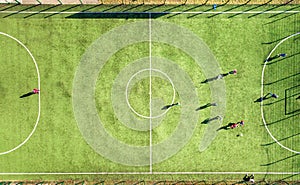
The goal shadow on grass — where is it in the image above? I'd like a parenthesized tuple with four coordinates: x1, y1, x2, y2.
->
(264, 112, 300, 126)
(263, 72, 300, 85)
(265, 10, 300, 25)
(261, 132, 300, 146)
(261, 34, 293, 45)
(261, 153, 298, 166)
(268, 4, 300, 19)
(280, 174, 300, 181)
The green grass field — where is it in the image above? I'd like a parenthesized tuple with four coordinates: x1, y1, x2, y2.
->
(0, 3, 299, 183)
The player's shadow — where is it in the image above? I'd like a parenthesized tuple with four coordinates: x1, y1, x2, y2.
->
(263, 98, 284, 106)
(20, 92, 35, 98)
(161, 103, 179, 110)
(201, 116, 222, 124)
(195, 103, 217, 111)
(161, 104, 173, 110)
(201, 76, 218, 83)
(217, 122, 235, 131)
(254, 93, 282, 105)
(201, 74, 228, 84)
(265, 52, 300, 65)
(254, 94, 271, 103)
(265, 54, 282, 62)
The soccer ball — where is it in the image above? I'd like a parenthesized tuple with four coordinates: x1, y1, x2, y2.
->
(237, 133, 243, 137)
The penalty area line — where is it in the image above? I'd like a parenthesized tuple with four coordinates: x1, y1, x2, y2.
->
(261, 32, 300, 154)
(0, 32, 41, 156)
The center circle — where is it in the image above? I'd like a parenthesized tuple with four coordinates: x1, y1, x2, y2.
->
(73, 20, 224, 166)
(125, 68, 176, 119)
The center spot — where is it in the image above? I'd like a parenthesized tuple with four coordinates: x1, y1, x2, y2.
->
(128, 75, 174, 118)
(126, 69, 176, 119)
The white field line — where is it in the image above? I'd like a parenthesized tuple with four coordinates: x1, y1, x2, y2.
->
(0, 172, 298, 175)
(0, 14, 298, 176)
(149, 13, 152, 174)
(261, 32, 300, 154)
(0, 10, 299, 14)
(0, 32, 41, 156)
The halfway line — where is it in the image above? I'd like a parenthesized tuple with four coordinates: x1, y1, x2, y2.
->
(149, 12, 153, 173)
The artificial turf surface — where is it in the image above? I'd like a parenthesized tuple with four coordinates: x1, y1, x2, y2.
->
(0, 4, 299, 182)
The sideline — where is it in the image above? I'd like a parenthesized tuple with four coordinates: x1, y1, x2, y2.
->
(0, 10, 299, 14)
(0, 171, 298, 175)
